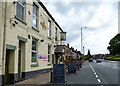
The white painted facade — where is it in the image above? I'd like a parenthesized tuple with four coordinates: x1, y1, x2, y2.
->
(0, 1, 65, 85)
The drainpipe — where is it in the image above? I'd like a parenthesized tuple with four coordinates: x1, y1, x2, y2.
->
(2, 1, 7, 85)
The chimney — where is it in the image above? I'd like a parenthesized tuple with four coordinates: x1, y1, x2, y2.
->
(67, 44, 69, 48)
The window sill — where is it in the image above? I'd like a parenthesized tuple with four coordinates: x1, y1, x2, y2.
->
(32, 26, 39, 32)
(47, 63, 52, 66)
(31, 63, 39, 67)
(15, 15, 27, 25)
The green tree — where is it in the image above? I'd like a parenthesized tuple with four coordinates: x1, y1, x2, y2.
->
(107, 34, 120, 55)
(87, 49, 92, 58)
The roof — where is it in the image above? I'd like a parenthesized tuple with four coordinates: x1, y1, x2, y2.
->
(54, 45, 65, 53)
(37, 0, 64, 32)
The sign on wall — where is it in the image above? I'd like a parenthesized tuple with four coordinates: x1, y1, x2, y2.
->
(40, 21, 47, 30)
(38, 54, 48, 60)
(60, 32, 66, 41)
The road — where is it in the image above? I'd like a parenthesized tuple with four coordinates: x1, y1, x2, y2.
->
(66, 59, 119, 85)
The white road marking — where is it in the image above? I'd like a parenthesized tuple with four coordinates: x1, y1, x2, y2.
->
(97, 79, 101, 82)
(90, 64, 102, 83)
(114, 64, 117, 66)
(109, 61, 119, 63)
(112, 67, 119, 69)
(95, 75, 98, 78)
(90, 64, 95, 73)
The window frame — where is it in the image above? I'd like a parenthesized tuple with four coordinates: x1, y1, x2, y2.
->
(31, 38, 38, 64)
(48, 20, 51, 38)
(32, 3, 39, 29)
(48, 44, 51, 62)
(16, 0, 26, 22)
(55, 27, 58, 41)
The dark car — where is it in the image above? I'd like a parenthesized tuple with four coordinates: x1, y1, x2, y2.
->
(96, 59, 101, 63)
(89, 58, 93, 62)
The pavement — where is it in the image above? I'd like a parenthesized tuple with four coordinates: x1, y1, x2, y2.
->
(9, 72, 51, 86)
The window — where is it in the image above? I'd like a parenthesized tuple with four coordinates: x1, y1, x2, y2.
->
(48, 20, 51, 38)
(32, 38, 38, 63)
(48, 44, 51, 62)
(55, 27, 57, 41)
(32, 3, 38, 28)
(16, 0, 26, 21)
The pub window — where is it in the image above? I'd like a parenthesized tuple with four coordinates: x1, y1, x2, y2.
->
(32, 3, 38, 29)
(48, 44, 51, 62)
(48, 20, 51, 38)
(16, 0, 26, 21)
(32, 38, 38, 63)
(55, 27, 57, 41)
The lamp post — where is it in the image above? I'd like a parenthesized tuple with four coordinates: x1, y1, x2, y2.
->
(81, 27, 87, 56)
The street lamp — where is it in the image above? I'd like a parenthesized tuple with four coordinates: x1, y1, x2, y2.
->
(81, 27, 87, 55)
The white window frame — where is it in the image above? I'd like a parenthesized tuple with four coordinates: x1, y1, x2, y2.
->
(32, 3, 38, 29)
(48, 44, 51, 62)
(31, 38, 38, 64)
(16, 0, 26, 21)
(48, 20, 51, 38)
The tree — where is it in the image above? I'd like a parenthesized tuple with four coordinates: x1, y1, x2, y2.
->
(87, 49, 92, 58)
(107, 34, 120, 55)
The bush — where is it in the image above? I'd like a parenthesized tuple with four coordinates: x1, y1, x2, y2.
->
(105, 56, 120, 60)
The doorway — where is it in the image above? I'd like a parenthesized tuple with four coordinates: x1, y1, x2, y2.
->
(4, 49, 15, 84)
(18, 41, 25, 80)
(4, 49, 10, 84)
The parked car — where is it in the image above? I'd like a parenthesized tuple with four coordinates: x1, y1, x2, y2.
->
(89, 58, 93, 62)
(96, 59, 102, 63)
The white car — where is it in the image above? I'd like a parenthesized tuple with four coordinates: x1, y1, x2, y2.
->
(96, 59, 102, 63)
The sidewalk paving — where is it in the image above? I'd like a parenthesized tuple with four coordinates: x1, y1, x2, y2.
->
(10, 72, 51, 86)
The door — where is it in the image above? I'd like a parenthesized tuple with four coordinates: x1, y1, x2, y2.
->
(18, 41, 22, 79)
(4, 49, 10, 84)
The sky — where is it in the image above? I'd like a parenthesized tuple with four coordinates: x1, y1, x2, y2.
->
(41, 0, 118, 55)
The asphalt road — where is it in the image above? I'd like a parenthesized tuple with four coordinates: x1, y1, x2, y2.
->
(66, 59, 119, 85)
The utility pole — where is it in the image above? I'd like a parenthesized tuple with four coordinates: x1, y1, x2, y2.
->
(81, 28, 82, 54)
(81, 27, 87, 55)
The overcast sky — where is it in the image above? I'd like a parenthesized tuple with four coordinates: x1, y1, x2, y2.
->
(41, 0, 118, 55)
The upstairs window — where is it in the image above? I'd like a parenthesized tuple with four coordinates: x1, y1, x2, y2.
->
(55, 27, 58, 41)
(48, 20, 51, 38)
(16, 0, 26, 21)
(32, 3, 38, 29)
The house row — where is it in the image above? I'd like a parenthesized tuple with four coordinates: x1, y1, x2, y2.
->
(0, 0, 66, 85)
(54, 44, 82, 64)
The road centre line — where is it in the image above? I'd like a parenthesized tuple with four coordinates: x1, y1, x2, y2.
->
(97, 79, 101, 83)
(90, 64, 95, 73)
(96, 75, 98, 78)
(90, 64, 102, 83)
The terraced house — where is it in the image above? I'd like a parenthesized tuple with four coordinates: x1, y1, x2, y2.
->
(0, 0, 66, 85)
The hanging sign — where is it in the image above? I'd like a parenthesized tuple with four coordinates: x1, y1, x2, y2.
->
(60, 32, 66, 41)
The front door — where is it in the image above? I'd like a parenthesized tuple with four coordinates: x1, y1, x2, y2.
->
(18, 41, 22, 79)
(4, 49, 10, 84)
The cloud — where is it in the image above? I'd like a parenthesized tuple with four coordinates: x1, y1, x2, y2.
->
(42, 1, 118, 54)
